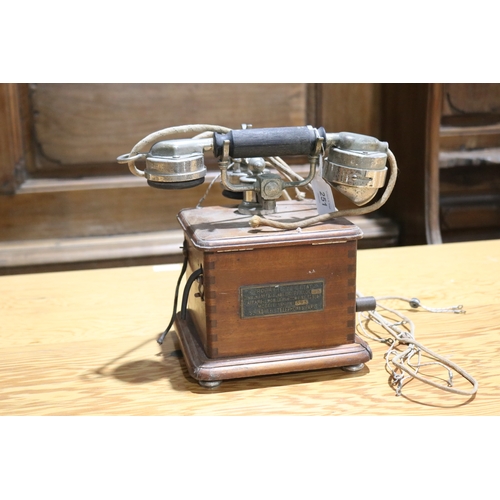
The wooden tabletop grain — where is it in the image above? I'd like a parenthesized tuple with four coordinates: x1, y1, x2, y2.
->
(1, 239, 499, 416)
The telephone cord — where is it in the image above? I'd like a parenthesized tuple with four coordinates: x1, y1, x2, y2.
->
(356, 292, 478, 397)
(157, 243, 188, 345)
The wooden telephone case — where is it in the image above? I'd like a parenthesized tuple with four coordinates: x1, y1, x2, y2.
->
(173, 201, 372, 387)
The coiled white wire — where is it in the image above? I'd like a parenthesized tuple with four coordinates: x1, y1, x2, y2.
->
(356, 292, 478, 397)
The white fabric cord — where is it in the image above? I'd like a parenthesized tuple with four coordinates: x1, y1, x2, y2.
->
(356, 292, 478, 397)
(196, 172, 222, 208)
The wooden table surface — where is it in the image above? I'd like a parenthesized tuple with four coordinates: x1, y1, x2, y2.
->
(1, 239, 499, 416)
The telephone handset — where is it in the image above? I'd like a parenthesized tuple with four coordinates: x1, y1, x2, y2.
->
(118, 125, 396, 226)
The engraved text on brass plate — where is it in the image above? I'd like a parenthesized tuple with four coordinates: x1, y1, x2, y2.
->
(240, 280, 325, 318)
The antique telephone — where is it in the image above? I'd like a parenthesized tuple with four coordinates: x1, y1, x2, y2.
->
(118, 124, 398, 388)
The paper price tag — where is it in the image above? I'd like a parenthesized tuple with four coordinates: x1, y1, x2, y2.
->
(311, 156, 336, 215)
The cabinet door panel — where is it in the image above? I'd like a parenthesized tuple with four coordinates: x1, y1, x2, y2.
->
(31, 83, 309, 169)
(1, 83, 395, 273)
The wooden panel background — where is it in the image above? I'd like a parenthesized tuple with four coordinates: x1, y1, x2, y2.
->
(0, 83, 390, 274)
(3, 83, 498, 271)
(29, 83, 310, 170)
(0, 84, 25, 193)
(380, 84, 439, 245)
(439, 84, 500, 243)
(442, 83, 500, 119)
(319, 83, 381, 137)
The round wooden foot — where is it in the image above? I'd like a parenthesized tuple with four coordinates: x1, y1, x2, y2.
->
(341, 363, 365, 372)
(198, 380, 222, 389)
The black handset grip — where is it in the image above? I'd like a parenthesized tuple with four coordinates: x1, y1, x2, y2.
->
(213, 126, 325, 159)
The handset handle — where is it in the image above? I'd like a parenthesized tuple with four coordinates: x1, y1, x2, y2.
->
(213, 126, 325, 159)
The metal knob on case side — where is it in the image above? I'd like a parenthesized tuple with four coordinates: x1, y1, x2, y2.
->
(356, 296, 377, 312)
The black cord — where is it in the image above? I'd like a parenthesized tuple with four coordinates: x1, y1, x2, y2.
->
(181, 267, 203, 320)
(157, 242, 188, 345)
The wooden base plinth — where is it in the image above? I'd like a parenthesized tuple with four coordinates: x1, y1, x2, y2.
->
(175, 312, 372, 386)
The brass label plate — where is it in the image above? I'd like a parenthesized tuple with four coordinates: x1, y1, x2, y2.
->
(240, 280, 325, 318)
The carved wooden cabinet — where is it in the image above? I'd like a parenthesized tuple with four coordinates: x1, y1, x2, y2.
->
(0, 83, 398, 274)
(4, 83, 496, 274)
(439, 84, 500, 242)
(381, 83, 500, 245)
